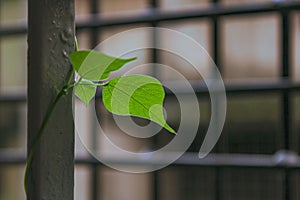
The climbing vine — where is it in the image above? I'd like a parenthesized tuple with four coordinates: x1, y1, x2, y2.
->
(24, 37, 175, 195)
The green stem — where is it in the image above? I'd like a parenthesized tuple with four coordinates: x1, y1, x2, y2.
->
(76, 81, 108, 87)
(66, 37, 78, 85)
(24, 88, 65, 194)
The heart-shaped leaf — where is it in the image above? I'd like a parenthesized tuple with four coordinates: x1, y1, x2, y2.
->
(74, 80, 97, 106)
(102, 75, 175, 134)
(70, 50, 136, 81)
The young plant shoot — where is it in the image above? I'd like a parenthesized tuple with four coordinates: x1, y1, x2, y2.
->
(70, 50, 175, 133)
(25, 39, 175, 196)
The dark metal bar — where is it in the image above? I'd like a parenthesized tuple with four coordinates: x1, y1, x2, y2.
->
(1, 79, 300, 104)
(219, 80, 300, 94)
(150, 4, 159, 78)
(281, 11, 289, 79)
(75, 1, 300, 29)
(211, 1, 221, 199)
(283, 169, 291, 200)
(0, 1, 1, 88)
(2, 151, 300, 169)
(0, 150, 26, 164)
(212, 17, 219, 68)
(89, 0, 99, 48)
(90, 0, 99, 14)
(0, 93, 26, 103)
(89, 1, 101, 200)
(90, 105, 100, 200)
(103, 79, 300, 97)
(150, 0, 158, 8)
(1, 1, 300, 37)
(149, 1, 160, 199)
(281, 9, 291, 200)
(281, 10, 290, 150)
(91, 164, 99, 200)
(152, 172, 159, 200)
(282, 92, 290, 149)
(282, 100, 291, 200)
(212, 1, 220, 68)
(27, 0, 75, 199)
(0, 25, 27, 37)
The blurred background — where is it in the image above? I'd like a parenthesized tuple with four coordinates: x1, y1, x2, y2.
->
(0, 0, 300, 199)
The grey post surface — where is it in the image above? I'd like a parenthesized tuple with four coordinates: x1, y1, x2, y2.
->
(28, 0, 75, 199)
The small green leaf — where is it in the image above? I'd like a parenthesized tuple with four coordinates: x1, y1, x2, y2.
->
(102, 75, 175, 134)
(74, 80, 97, 106)
(70, 50, 136, 81)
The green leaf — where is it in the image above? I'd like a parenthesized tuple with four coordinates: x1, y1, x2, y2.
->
(102, 75, 175, 134)
(74, 80, 97, 106)
(70, 50, 136, 81)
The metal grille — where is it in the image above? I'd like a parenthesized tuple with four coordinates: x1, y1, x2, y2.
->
(1, 0, 300, 200)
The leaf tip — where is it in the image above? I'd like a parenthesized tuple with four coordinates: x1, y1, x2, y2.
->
(164, 124, 176, 134)
(168, 128, 177, 135)
(128, 57, 137, 61)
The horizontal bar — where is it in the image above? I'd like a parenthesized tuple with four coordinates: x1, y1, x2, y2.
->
(1, 79, 300, 103)
(95, 79, 300, 97)
(174, 151, 300, 169)
(0, 149, 25, 164)
(1, 1, 300, 37)
(0, 25, 27, 37)
(1, 150, 300, 169)
(77, 1, 300, 29)
(75, 151, 300, 169)
(0, 94, 26, 103)
(212, 79, 300, 94)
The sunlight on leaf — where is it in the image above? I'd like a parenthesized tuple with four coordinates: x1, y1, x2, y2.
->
(70, 50, 136, 81)
(102, 75, 175, 134)
(74, 80, 97, 106)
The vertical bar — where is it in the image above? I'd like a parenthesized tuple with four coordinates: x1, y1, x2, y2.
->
(281, 10, 290, 149)
(90, 97, 100, 200)
(91, 164, 99, 200)
(153, 172, 159, 200)
(150, 1, 160, 199)
(90, 0, 100, 47)
(90, 0, 99, 15)
(27, 1, 75, 200)
(89, 1, 100, 200)
(0, 0, 1, 87)
(150, 0, 158, 8)
(281, 10, 290, 200)
(90, 119, 100, 200)
(211, 1, 221, 200)
(150, 0, 159, 78)
(212, 1, 220, 68)
(0, 1, 2, 197)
